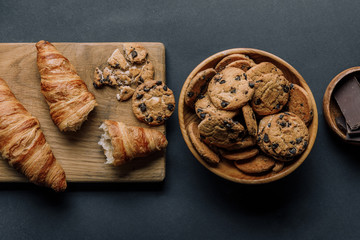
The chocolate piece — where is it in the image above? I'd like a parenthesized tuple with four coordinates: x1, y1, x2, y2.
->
(335, 115, 346, 132)
(334, 76, 360, 131)
(346, 124, 360, 137)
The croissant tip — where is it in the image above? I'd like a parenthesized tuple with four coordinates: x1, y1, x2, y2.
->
(35, 40, 50, 50)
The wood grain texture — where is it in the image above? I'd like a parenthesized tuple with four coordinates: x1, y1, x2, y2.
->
(0, 42, 166, 182)
(323, 66, 360, 145)
(178, 48, 318, 184)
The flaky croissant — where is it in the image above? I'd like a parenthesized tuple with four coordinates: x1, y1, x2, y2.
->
(98, 120, 168, 166)
(0, 78, 66, 191)
(36, 40, 97, 132)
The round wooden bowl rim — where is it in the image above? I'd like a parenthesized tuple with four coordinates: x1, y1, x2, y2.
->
(178, 48, 318, 184)
(323, 66, 360, 143)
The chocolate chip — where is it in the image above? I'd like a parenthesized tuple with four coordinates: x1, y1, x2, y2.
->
(256, 80, 263, 83)
(272, 143, 279, 149)
(257, 136, 261, 142)
(249, 82, 255, 88)
(243, 73, 247, 80)
(230, 88, 236, 93)
(279, 114, 284, 119)
(284, 112, 290, 115)
(139, 103, 146, 112)
(296, 137, 303, 144)
(198, 94, 205, 99)
(144, 87, 150, 92)
(244, 91, 248, 95)
(275, 104, 281, 109)
(303, 140, 308, 148)
(220, 80, 226, 84)
(290, 141, 295, 145)
(200, 113, 206, 119)
(138, 76, 144, 83)
(163, 85, 168, 91)
(283, 85, 290, 93)
(93, 82, 100, 89)
(214, 77, 222, 82)
(289, 148, 296, 154)
(225, 123, 232, 129)
(131, 50, 138, 58)
(287, 122, 291, 127)
(290, 83, 294, 89)
(254, 98, 261, 105)
(156, 81, 162, 85)
(197, 108, 203, 113)
(167, 104, 175, 111)
(156, 116, 163, 122)
(268, 123, 271, 127)
(221, 101, 229, 108)
(263, 134, 269, 143)
(235, 75, 241, 81)
(146, 116, 154, 122)
(187, 92, 194, 97)
(279, 121, 286, 127)
(136, 94, 143, 100)
(300, 103, 303, 107)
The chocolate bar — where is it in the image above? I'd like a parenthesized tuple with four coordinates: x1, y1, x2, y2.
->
(334, 76, 360, 131)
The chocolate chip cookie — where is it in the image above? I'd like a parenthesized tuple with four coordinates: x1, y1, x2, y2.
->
(227, 60, 253, 72)
(257, 112, 309, 161)
(250, 73, 290, 116)
(219, 148, 259, 161)
(187, 121, 220, 165)
(215, 54, 255, 72)
(286, 83, 313, 125)
(208, 67, 255, 111)
(247, 62, 284, 82)
(242, 104, 257, 136)
(135, 60, 155, 85)
(234, 154, 275, 174)
(194, 93, 238, 120)
(132, 80, 175, 125)
(198, 116, 246, 148)
(107, 48, 129, 70)
(185, 68, 216, 108)
(226, 135, 257, 150)
(123, 43, 148, 64)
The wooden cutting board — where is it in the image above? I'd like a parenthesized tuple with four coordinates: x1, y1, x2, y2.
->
(0, 42, 166, 183)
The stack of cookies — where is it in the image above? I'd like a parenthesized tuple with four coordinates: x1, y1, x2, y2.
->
(185, 54, 313, 175)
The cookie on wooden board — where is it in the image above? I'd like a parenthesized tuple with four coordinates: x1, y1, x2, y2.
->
(123, 43, 148, 64)
(132, 80, 175, 125)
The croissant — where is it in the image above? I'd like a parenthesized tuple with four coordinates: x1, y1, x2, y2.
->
(0, 78, 66, 191)
(98, 120, 168, 166)
(36, 40, 97, 132)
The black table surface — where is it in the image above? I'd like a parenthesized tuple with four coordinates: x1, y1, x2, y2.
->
(1, 0, 360, 239)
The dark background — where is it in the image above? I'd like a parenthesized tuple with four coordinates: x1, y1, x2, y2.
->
(1, 0, 360, 239)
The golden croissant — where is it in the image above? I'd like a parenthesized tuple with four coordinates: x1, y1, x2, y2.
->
(98, 120, 168, 166)
(36, 40, 97, 132)
(0, 78, 66, 191)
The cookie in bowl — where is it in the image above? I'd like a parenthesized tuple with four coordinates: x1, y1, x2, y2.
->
(179, 48, 318, 184)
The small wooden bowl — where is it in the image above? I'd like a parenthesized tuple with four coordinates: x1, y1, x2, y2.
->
(178, 48, 318, 184)
(323, 66, 360, 144)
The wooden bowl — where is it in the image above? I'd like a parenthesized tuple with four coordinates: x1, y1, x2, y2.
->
(323, 66, 360, 144)
(178, 48, 318, 184)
